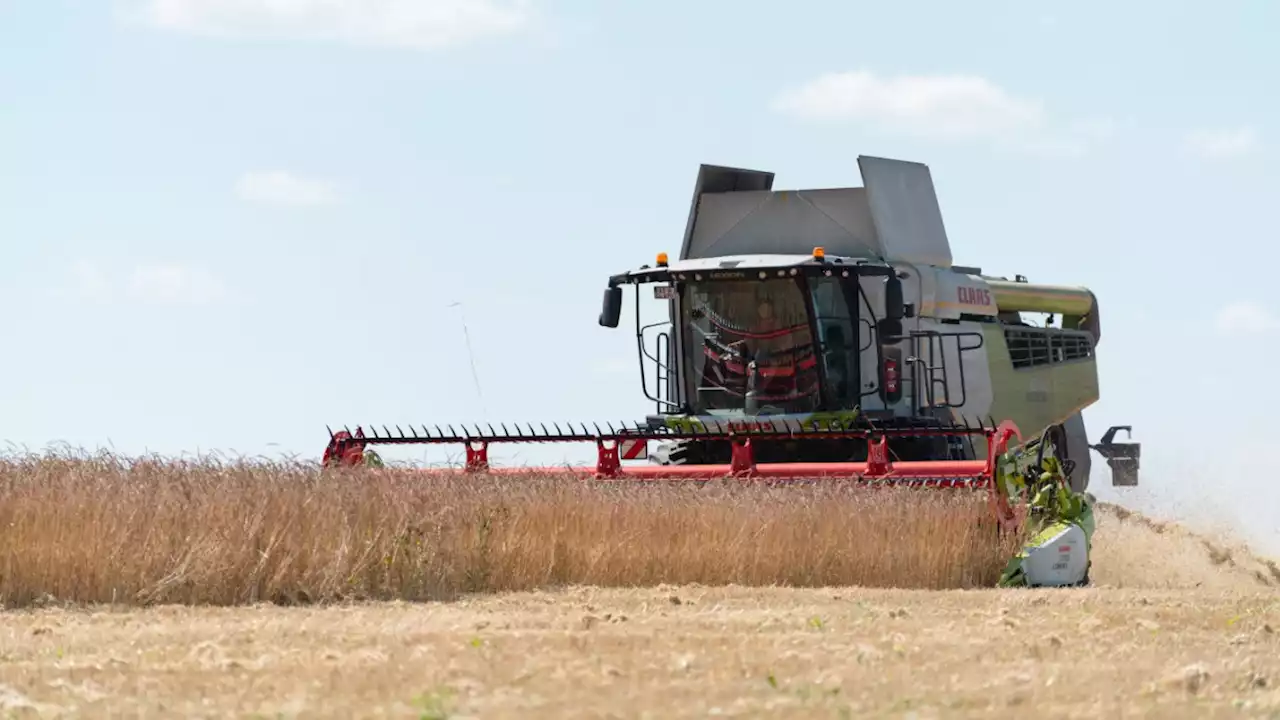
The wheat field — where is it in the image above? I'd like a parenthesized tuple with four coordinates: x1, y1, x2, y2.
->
(0, 451, 1022, 607)
(1, 451, 1279, 718)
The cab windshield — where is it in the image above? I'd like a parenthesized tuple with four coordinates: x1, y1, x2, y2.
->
(681, 277, 829, 416)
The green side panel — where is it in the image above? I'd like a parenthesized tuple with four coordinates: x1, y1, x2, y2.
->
(975, 324, 1100, 457)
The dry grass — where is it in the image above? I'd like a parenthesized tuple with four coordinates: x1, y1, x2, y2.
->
(0, 451, 1021, 608)
(3, 453, 1280, 717)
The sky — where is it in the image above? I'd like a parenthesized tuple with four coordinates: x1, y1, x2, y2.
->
(2, 1, 1278, 552)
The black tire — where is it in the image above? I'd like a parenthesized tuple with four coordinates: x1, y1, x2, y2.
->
(1062, 413, 1092, 494)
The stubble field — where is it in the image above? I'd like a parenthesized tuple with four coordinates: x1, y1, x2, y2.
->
(1, 453, 1278, 718)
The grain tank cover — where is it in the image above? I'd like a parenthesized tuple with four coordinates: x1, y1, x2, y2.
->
(677, 156, 954, 268)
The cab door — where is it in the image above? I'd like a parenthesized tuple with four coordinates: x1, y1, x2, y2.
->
(807, 275, 860, 412)
(853, 262, 922, 416)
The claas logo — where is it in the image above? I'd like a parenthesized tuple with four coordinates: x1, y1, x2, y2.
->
(957, 287, 992, 305)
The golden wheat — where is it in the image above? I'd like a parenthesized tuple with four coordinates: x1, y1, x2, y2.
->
(0, 450, 1023, 608)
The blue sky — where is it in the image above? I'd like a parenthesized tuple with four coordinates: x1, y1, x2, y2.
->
(2, 1, 1278, 550)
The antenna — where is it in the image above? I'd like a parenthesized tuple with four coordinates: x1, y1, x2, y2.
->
(448, 301, 487, 414)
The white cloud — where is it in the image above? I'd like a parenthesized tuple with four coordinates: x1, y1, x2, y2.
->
(1184, 126, 1259, 160)
(47, 259, 116, 303)
(68, 259, 112, 302)
(127, 265, 228, 305)
(52, 261, 228, 306)
(127, 0, 533, 50)
(235, 170, 339, 207)
(772, 70, 1046, 140)
(771, 70, 1128, 157)
(1215, 301, 1280, 334)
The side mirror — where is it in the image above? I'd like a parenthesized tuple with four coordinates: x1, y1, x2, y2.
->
(877, 318, 903, 343)
(599, 286, 622, 328)
(1091, 425, 1140, 487)
(884, 274, 904, 321)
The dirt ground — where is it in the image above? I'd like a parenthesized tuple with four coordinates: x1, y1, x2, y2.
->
(2, 506, 1279, 719)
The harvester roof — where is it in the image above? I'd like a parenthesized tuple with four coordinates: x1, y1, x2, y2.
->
(607, 251, 896, 288)
(678, 156, 955, 269)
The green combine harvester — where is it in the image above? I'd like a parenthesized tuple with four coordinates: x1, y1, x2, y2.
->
(324, 156, 1142, 588)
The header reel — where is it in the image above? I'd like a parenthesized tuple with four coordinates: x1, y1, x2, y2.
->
(323, 415, 1024, 506)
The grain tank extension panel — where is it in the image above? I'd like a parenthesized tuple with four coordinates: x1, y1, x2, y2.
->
(678, 156, 954, 268)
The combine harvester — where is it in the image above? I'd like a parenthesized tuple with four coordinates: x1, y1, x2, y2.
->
(324, 156, 1142, 588)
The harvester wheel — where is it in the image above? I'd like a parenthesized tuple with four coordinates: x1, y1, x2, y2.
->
(1063, 414, 1092, 493)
